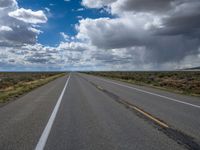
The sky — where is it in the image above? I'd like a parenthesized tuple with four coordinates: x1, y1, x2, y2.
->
(0, 0, 200, 71)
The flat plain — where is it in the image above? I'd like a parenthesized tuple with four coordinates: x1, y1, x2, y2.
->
(85, 71, 200, 96)
(0, 72, 65, 103)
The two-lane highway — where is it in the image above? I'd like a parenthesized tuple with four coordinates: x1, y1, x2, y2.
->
(0, 73, 200, 150)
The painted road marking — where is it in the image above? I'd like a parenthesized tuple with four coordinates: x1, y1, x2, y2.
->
(35, 75, 70, 150)
(95, 77, 200, 109)
(130, 105, 169, 128)
(95, 83, 169, 128)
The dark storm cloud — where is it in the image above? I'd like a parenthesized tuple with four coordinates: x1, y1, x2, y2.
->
(78, 0, 200, 68)
(112, 0, 174, 13)
(8, 59, 15, 63)
(145, 36, 200, 63)
(0, 26, 38, 46)
(91, 50, 133, 65)
(156, 1, 200, 37)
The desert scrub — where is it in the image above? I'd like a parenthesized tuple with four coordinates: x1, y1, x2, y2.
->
(85, 71, 200, 96)
(0, 72, 66, 103)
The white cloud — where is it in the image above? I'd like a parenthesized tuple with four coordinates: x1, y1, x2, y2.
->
(82, 0, 116, 8)
(77, 8, 85, 11)
(0, 26, 13, 32)
(77, 16, 83, 19)
(0, 0, 53, 70)
(28, 27, 42, 34)
(8, 8, 47, 24)
(0, 0, 47, 47)
(76, 14, 152, 49)
(58, 41, 89, 51)
(60, 32, 69, 41)
(49, 3, 55, 6)
(45, 7, 50, 12)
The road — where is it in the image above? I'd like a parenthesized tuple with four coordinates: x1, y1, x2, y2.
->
(0, 73, 200, 150)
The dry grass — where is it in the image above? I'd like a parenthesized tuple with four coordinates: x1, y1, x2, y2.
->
(0, 72, 66, 103)
(85, 71, 200, 97)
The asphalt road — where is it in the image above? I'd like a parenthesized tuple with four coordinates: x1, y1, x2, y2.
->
(0, 73, 200, 150)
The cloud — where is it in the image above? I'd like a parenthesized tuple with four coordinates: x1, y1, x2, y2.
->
(4, 44, 64, 66)
(60, 32, 69, 41)
(1, 0, 200, 71)
(76, 15, 152, 49)
(77, 8, 85, 11)
(0, 0, 57, 70)
(82, 0, 174, 13)
(8, 8, 47, 24)
(156, 1, 200, 36)
(28, 27, 42, 34)
(77, 16, 83, 19)
(111, 0, 174, 14)
(76, 0, 200, 70)
(0, 26, 40, 46)
(0, 26, 13, 32)
(82, 0, 116, 8)
(49, 3, 55, 6)
(0, 0, 89, 70)
(0, 0, 47, 47)
(58, 41, 89, 52)
(45, 7, 50, 12)
(0, 0, 17, 8)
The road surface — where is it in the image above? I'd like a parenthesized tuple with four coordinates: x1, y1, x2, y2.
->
(0, 73, 200, 150)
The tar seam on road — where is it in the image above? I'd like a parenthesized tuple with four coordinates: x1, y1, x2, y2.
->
(35, 75, 70, 150)
(86, 79, 200, 150)
(95, 77, 200, 109)
(79, 75, 170, 129)
(129, 105, 169, 128)
(94, 84, 169, 128)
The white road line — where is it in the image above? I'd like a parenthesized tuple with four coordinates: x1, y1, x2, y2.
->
(95, 76, 200, 109)
(35, 75, 70, 150)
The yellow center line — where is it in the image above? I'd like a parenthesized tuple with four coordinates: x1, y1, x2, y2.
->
(95, 83, 169, 128)
(97, 86, 104, 90)
(129, 105, 169, 128)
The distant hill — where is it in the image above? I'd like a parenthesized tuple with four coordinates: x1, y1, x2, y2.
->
(184, 66, 200, 71)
